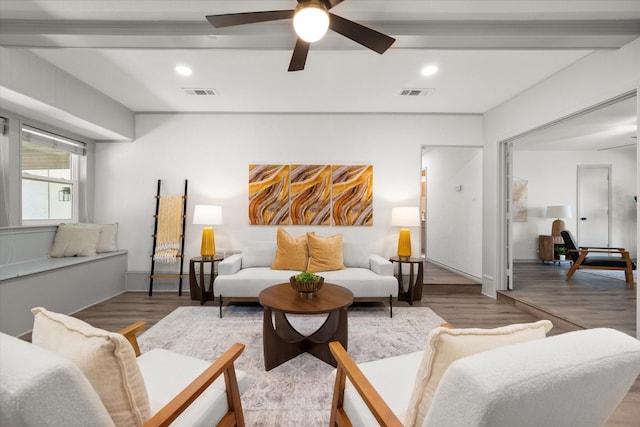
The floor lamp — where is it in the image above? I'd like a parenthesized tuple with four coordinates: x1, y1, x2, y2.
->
(193, 205, 223, 258)
(391, 207, 420, 258)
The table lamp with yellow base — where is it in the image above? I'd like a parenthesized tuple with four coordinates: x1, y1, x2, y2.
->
(391, 207, 420, 258)
(193, 205, 223, 259)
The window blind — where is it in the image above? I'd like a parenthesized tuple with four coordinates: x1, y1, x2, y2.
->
(21, 125, 86, 156)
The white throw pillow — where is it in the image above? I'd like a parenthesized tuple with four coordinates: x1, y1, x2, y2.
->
(72, 223, 118, 253)
(241, 241, 277, 268)
(31, 307, 151, 426)
(403, 320, 553, 427)
(49, 223, 102, 257)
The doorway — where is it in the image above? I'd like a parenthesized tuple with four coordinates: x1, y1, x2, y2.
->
(498, 92, 637, 336)
(421, 146, 483, 281)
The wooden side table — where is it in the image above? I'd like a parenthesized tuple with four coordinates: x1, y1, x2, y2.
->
(189, 255, 223, 305)
(538, 235, 566, 264)
(389, 256, 424, 305)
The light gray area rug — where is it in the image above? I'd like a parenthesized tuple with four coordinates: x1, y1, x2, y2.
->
(138, 305, 445, 427)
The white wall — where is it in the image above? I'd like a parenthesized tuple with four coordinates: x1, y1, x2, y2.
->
(94, 113, 483, 284)
(423, 147, 483, 278)
(513, 150, 637, 260)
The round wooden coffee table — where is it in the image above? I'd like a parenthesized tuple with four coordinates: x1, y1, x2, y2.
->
(258, 282, 354, 371)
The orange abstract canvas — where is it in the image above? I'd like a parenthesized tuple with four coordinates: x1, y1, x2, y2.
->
(289, 164, 331, 225)
(332, 165, 373, 226)
(248, 164, 290, 225)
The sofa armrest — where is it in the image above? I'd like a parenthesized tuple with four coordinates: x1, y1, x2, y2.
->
(370, 255, 393, 276)
(218, 254, 242, 275)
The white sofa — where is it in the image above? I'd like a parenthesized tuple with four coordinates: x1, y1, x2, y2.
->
(329, 327, 640, 427)
(213, 240, 398, 315)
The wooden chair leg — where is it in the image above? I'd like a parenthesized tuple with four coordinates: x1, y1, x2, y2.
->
(624, 269, 634, 289)
(565, 262, 579, 281)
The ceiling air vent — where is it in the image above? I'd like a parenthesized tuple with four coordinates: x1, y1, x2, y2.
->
(183, 88, 218, 96)
(399, 88, 435, 97)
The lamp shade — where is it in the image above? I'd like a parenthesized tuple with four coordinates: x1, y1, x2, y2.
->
(193, 205, 222, 225)
(293, 0, 329, 42)
(391, 207, 421, 227)
(544, 205, 572, 219)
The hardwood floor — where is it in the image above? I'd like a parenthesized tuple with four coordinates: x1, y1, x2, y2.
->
(29, 260, 639, 426)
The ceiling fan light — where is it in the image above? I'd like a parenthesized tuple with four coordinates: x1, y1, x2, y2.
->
(293, 1, 329, 43)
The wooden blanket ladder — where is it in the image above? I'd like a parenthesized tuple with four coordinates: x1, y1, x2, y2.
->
(149, 179, 188, 296)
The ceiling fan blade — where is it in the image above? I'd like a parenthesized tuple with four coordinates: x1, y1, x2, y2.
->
(329, 13, 395, 54)
(288, 39, 311, 71)
(206, 10, 294, 28)
(325, 0, 345, 10)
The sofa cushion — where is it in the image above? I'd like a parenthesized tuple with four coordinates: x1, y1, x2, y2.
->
(404, 320, 553, 427)
(342, 241, 371, 268)
(271, 228, 310, 271)
(307, 233, 345, 273)
(49, 223, 102, 257)
(215, 266, 399, 299)
(31, 307, 151, 426)
(241, 241, 277, 268)
(137, 349, 249, 427)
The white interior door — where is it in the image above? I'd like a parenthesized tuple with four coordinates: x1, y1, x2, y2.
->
(577, 165, 611, 247)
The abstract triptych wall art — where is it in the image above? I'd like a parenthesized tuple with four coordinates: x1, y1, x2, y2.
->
(248, 164, 373, 226)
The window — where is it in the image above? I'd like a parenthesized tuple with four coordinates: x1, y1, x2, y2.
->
(21, 125, 85, 223)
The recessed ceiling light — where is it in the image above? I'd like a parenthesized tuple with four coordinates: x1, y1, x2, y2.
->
(175, 65, 193, 76)
(421, 65, 439, 77)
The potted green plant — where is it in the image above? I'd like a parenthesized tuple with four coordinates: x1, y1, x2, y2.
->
(290, 271, 324, 295)
(555, 246, 567, 261)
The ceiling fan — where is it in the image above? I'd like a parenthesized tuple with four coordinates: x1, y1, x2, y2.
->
(206, 0, 396, 72)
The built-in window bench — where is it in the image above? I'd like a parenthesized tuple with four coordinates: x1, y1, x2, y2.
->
(0, 226, 128, 337)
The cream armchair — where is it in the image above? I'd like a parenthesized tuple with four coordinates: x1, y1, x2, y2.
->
(329, 325, 640, 427)
(1, 307, 248, 427)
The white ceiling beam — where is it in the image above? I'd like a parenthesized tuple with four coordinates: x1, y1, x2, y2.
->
(1, 19, 639, 49)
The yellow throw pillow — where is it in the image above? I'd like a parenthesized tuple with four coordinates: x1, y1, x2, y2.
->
(307, 232, 346, 273)
(31, 307, 151, 426)
(271, 228, 310, 271)
(404, 320, 553, 427)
